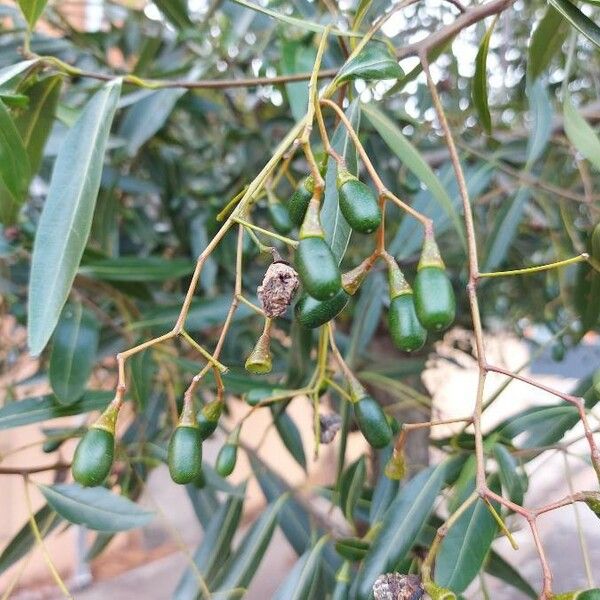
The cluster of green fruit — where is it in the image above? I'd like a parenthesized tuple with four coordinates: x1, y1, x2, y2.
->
(71, 166, 456, 489)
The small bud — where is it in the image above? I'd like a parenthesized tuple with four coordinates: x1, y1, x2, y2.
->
(385, 448, 406, 481)
(245, 330, 272, 374)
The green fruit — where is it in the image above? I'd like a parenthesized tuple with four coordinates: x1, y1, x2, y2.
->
(72, 427, 115, 487)
(288, 179, 313, 226)
(353, 395, 392, 449)
(216, 443, 238, 477)
(413, 266, 455, 331)
(168, 425, 203, 485)
(295, 289, 349, 328)
(388, 293, 427, 352)
(268, 202, 293, 235)
(295, 237, 341, 300)
(580, 590, 600, 600)
(337, 178, 381, 234)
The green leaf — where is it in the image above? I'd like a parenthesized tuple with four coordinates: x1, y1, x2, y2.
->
(174, 492, 245, 599)
(17, 0, 48, 28)
(575, 224, 600, 333)
(485, 550, 537, 599)
(472, 16, 498, 134)
(0, 100, 30, 225)
(526, 80, 553, 166)
(271, 405, 307, 470)
(79, 257, 195, 281)
(250, 455, 311, 556)
(49, 302, 100, 405)
(363, 103, 466, 251)
(39, 483, 154, 532)
(564, 92, 600, 172)
(0, 504, 62, 576)
(152, 0, 192, 29)
(483, 186, 531, 272)
(28, 79, 122, 356)
(129, 350, 154, 411)
(548, 0, 600, 49)
(347, 271, 385, 361)
(14, 74, 62, 174)
(336, 43, 403, 84)
(229, 0, 361, 37)
(272, 536, 328, 600)
(212, 495, 287, 597)
(356, 462, 447, 598)
(339, 456, 366, 522)
(0, 391, 112, 430)
(528, 6, 568, 81)
(119, 88, 186, 156)
(280, 40, 316, 122)
(435, 482, 501, 592)
(0, 60, 38, 88)
(321, 99, 360, 263)
(493, 443, 526, 505)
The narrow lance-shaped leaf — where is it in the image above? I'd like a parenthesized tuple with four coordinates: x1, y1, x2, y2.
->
(212, 495, 287, 596)
(174, 491, 245, 599)
(39, 483, 154, 532)
(17, 0, 48, 28)
(14, 74, 62, 174)
(28, 78, 122, 356)
(0, 60, 38, 88)
(321, 99, 360, 263)
(525, 80, 553, 167)
(356, 462, 448, 598)
(435, 480, 501, 592)
(528, 6, 567, 81)
(0, 504, 62, 576)
(0, 391, 112, 430)
(472, 16, 498, 134)
(563, 91, 600, 172)
(272, 536, 328, 600)
(281, 40, 316, 123)
(335, 43, 403, 84)
(548, 0, 600, 50)
(0, 100, 30, 225)
(49, 302, 100, 405)
(119, 87, 187, 156)
(363, 103, 466, 251)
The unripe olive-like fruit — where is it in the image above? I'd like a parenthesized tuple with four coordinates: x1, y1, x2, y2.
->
(168, 425, 203, 485)
(388, 293, 427, 352)
(216, 443, 238, 477)
(295, 289, 349, 329)
(72, 427, 115, 487)
(295, 237, 341, 300)
(353, 395, 392, 449)
(268, 202, 293, 235)
(413, 266, 456, 331)
(337, 177, 381, 234)
(288, 179, 313, 226)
